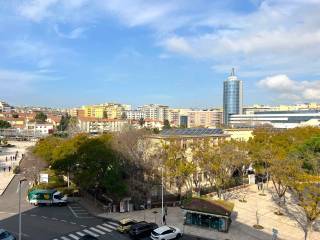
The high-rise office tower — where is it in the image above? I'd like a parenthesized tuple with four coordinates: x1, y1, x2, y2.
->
(223, 68, 243, 125)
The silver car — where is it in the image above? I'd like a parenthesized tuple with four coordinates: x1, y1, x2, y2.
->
(0, 229, 16, 240)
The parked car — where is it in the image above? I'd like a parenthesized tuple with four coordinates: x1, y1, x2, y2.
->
(117, 218, 137, 233)
(151, 226, 182, 240)
(0, 229, 16, 240)
(129, 222, 158, 239)
(79, 235, 98, 240)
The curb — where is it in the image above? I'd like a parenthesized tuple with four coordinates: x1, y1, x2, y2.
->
(0, 174, 16, 196)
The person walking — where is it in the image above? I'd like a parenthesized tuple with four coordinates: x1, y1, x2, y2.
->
(165, 204, 168, 216)
(163, 214, 166, 225)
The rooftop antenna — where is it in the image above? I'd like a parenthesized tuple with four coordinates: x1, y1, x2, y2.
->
(231, 68, 235, 76)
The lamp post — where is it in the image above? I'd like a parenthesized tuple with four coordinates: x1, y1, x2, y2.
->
(161, 165, 164, 225)
(19, 178, 27, 240)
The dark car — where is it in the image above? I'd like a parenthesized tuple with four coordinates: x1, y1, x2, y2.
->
(79, 235, 98, 240)
(0, 229, 16, 240)
(129, 222, 158, 239)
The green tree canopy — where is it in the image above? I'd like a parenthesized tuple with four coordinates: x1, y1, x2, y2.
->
(35, 111, 47, 123)
(0, 120, 11, 129)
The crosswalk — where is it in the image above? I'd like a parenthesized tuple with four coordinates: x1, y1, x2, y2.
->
(68, 202, 93, 219)
(52, 221, 119, 240)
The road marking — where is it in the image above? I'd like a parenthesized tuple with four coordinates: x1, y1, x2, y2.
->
(90, 227, 105, 235)
(83, 229, 99, 237)
(61, 237, 70, 240)
(70, 222, 76, 225)
(108, 221, 119, 227)
(60, 219, 67, 222)
(76, 232, 85, 236)
(80, 225, 87, 228)
(68, 234, 79, 240)
(52, 218, 58, 220)
(41, 216, 47, 219)
(67, 205, 78, 218)
(96, 225, 112, 232)
(30, 214, 36, 217)
(103, 223, 117, 229)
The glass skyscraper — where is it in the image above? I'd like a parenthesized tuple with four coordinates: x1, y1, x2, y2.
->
(223, 68, 243, 125)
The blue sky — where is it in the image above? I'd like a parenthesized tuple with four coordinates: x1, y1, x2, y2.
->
(1, 0, 320, 108)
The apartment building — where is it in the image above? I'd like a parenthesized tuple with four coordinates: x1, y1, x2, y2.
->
(138, 104, 169, 122)
(0, 101, 12, 113)
(125, 110, 145, 120)
(188, 109, 223, 128)
(82, 103, 127, 119)
(77, 117, 128, 133)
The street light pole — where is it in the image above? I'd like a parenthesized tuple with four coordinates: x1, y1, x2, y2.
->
(161, 166, 164, 225)
(19, 178, 27, 240)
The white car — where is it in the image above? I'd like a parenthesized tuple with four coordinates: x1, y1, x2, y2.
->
(151, 226, 182, 240)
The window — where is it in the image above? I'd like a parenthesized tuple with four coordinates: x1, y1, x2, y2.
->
(162, 230, 173, 235)
(0, 231, 10, 239)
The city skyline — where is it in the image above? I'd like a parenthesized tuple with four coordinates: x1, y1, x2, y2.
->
(1, 0, 320, 108)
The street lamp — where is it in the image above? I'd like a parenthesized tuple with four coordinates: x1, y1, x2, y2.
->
(19, 178, 27, 240)
(161, 165, 164, 225)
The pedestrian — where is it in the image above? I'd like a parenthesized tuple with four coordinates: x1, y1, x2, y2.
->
(5, 156, 7, 162)
(8, 166, 11, 172)
(163, 214, 166, 225)
(3, 167, 5, 172)
(165, 204, 168, 216)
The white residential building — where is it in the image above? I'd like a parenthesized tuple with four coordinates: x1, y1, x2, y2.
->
(138, 104, 169, 122)
(78, 117, 128, 133)
(25, 122, 54, 135)
(125, 110, 145, 120)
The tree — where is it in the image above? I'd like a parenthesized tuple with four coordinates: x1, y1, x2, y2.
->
(66, 117, 80, 137)
(162, 141, 196, 200)
(35, 112, 47, 123)
(138, 118, 145, 127)
(121, 112, 127, 120)
(292, 174, 320, 240)
(0, 120, 11, 129)
(112, 128, 157, 203)
(59, 114, 71, 131)
(163, 120, 171, 129)
(296, 137, 320, 175)
(33, 134, 127, 199)
(33, 136, 64, 163)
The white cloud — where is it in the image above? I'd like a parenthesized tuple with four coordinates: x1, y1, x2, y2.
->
(54, 25, 86, 39)
(0, 39, 74, 69)
(11, 0, 320, 80)
(258, 74, 320, 100)
(0, 68, 56, 93)
(163, 36, 193, 55)
(18, 0, 58, 22)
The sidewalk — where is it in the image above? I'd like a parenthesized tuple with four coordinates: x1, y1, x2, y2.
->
(0, 141, 35, 195)
(78, 185, 320, 240)
(0, 172, 15, 195)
